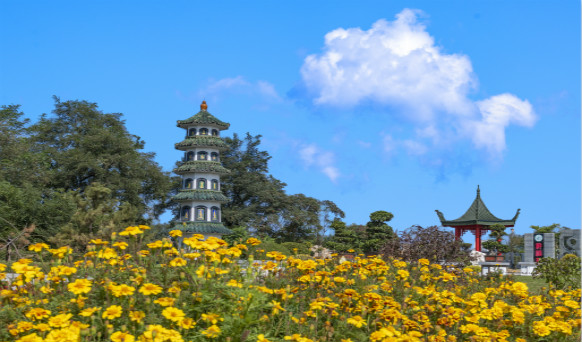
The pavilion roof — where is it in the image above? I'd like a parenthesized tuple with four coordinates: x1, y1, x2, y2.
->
(435, 186, 520, 227)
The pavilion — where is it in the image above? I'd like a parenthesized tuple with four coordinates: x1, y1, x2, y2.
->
(435, 186, 520, 251)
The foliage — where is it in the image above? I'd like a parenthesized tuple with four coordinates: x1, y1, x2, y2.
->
(220, 133, 343, 243)
(0, 99, 177, 251)
(325, 219, 361, 253)
(362, 211, 396, 254)
(530, 223, 562, 233)
(280, 242, 311, 255)
(482, 223, 510, 255)
(380, 225, 473, 264)
(532, 254, 582, 290)
(1, 229, 580, 341)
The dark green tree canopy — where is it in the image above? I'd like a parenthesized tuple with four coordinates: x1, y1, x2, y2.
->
(31, 97, 174, 220)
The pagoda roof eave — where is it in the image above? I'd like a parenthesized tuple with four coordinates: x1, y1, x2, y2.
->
(177, 110, 230, 130)
(439, 220, 517, 228)
(172, 190, 230, 203)
(174, 161, 231, 175)
(174, 136, 229, 151)
(171, 222, 233, 235)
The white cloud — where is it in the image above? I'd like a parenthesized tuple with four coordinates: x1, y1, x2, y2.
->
(467, 94, 536, 156)
(200, 76, 282, 101)
(298, 144, 340, 183)
(299, 9, 536, 158)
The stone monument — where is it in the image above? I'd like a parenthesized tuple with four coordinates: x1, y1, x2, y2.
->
(558, 228, 581, 258)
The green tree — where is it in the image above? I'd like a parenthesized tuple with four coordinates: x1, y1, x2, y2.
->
(30, 97, 175, 223)
(219, 133, 343, 243)
(220, 133, 288, 237)
(325, 219, 361, 253)
(363, 211, 395, 254)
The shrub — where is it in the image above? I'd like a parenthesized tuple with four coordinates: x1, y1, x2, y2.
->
(380, 225, 472, 264)
(280, 241, 311, 255)
(533, 254, 582, 290)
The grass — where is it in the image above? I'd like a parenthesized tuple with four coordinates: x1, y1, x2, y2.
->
(509, 275, 548, 293)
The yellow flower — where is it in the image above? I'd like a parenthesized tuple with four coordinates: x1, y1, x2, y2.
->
(418, 258, 430, 266)
(532, 321, 551, 336)
(48, 313, 72, 328)
(162, 307, 186, 322)
(110, 331, 135, 342)
(102, 305, 123, 320)
(201, 324, 221, 338)
(169, 230, 182, 237)
(79, 307, 101, 317)
(110, 284, 135, 297)
(227, 279, 243, 288)
(112, 242, 128, 250)
(119, 226, 144, 236)
(271, 300, 285, 315)
(67, 279, 92, 295)
(180, 317, 196, 329)
(28, 243, 49, 252)
(154, 297, 176, 307)
(257, 334, 271, 342)
(246, 238, 261, 246)
(15, 333, 43, 342)
(25, 308, 51, 321)
(129, 311, 145, 322)
(169, 257, 187, 267)
(397, 269, 410, 280)
(347, 315, 367, 328)
(139, 283, 163, 295)
(564, 300, 579, 309)
(201, 313, 223, 324)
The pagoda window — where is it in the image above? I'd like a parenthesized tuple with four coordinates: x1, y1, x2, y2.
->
(197, 151, 208, 160)
(181, 206, 191, 221)
(184, 178, 193, 189)
(188, 128, 196, 137)
(212, 129, 219, 136)
(211, 207, 220, 222)
(186, 151, 194, 161)
(197, 178, 207, 189)
(195, 206, 207, 221)
(211, 179, 219, 190)
(211, 152, 219, 161)
(199, 128, 209, 136)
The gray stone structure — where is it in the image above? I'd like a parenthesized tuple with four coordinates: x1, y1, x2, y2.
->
(559, 228, 581, 258)
(520, 233, 555, 276)
(523, 233, 555, 262)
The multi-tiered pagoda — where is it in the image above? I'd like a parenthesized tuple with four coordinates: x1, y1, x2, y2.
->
(171, 101, 232, 239)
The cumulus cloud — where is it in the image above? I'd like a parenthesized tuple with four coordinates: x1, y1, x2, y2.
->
(467, 93, 536, 156)
(299, 9, 536, 158)
(298, 144, 340, 183)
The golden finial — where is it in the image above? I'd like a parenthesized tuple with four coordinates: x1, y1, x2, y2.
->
(200, 100, 208, 111)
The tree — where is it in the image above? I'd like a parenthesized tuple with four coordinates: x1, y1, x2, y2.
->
(220, 133, 288, 237)
(325, 219, 361, 253)
(219, 133, 343, 243)
(362, 211, 395, 254)
(30, 97, 175, 223)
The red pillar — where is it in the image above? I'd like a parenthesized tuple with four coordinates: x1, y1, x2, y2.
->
(475, 226, 482, 251)
(455, 228, 461, 240)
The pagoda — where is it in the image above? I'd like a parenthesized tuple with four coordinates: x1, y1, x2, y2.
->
(435, 186, 520, 251)
(171, 101, 232, 239)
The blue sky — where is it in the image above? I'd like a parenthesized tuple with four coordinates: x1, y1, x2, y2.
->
(1, 1, 580, 244)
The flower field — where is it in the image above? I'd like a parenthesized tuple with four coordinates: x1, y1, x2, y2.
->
(1, 226, 580, 342)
